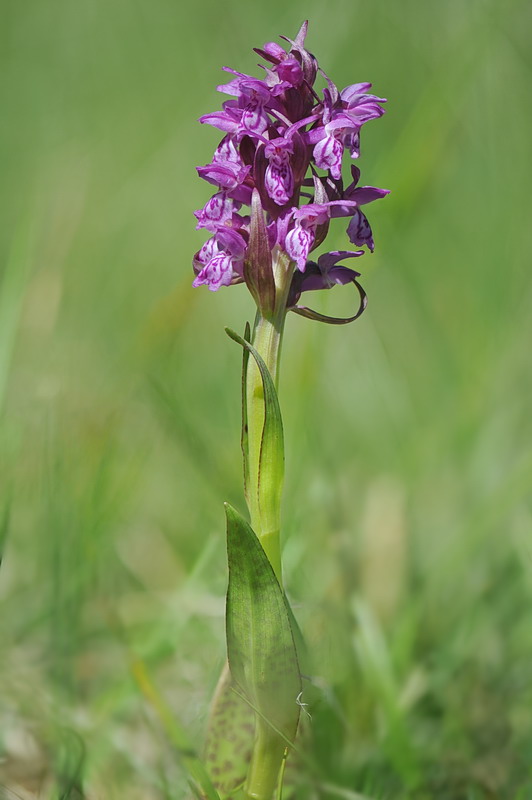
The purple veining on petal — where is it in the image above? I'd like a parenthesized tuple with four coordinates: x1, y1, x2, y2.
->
(347, 209, 375, 251)
(193, 252, 235, 291)
(263, 137, 295, 205)
(217, 73, 271, 100)
(313, 134, 344, 179)
(199, 106, 242, 134)
(291, 203, 331, 226)
(194, 191, 236, 232)
(265, 158, 294, 205)
(287, 249, 365, 305)
(285, 224, 315, 271)
(196, 160, 250, 191)
(343, 129, 360, 159)
(213, 135, 242, 165)
(241, 96, 270, 136)
(193, 228, 247, 291)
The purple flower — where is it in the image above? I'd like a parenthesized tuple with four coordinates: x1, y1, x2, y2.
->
(192, 22, 389, 318)
(264, 137, 295, 206)
(287, 251, 368, 324)
(309, 80, 386, 176)
(341, 83, 387, 125)
(313, 133, 345, 180)
(197, 159, 250, 194)
(344, 166, 390, 252)
(216, 72, 272, 136)
(213, 135, 241, 164)
(276, 56, 304, 88)
(284, 203, 339, 270)
(278, 21, 318, 87)
(193, 228, 247, 292)
(289, 250, 364, 301)
(199, 104, 242, 135)
(194, 191, 238, 232)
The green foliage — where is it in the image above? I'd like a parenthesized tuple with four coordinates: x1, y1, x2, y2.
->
(1, 0, 532, 797)
(225, 502, 301, 742)
(240, 322, 252, 507)
(226, 328, 285, 543)
(224, 503, 301, 799)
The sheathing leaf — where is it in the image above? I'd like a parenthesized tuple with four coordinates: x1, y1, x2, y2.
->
(225, 503, 301, 743)
(225, 328, 284, 535)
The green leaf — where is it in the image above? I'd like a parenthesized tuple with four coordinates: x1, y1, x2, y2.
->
(240, 322, 251, 507)
(204, 662, 254, 798)
(225, 328, 284, 541)
(224, 503, 301, 744)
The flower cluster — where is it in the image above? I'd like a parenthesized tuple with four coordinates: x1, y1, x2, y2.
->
(193, 22, 389, 320)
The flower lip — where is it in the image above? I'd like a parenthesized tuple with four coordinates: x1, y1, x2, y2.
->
(287, 250, 368, 324)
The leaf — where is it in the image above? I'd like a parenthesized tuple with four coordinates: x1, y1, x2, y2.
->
(240, 322, 251, 507)
(224, 503, 301, 744)
(204, 662, 254, 798)
(225, 328, 284, 540)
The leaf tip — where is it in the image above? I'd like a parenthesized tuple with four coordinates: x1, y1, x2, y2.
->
(223, 501, 238, 523)
(225, 327, 241, 345)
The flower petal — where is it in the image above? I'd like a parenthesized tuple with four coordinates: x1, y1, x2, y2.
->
(194, 192, 236, 232)
(193, 253, 235, 291)
(285, 224, 314, 271)
(347, 209, 375, 251)
(313, 135, 344, 179)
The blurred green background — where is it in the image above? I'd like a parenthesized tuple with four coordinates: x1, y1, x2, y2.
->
(1, 0, 532, 797)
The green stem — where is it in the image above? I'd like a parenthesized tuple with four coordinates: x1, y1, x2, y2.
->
(245, 250, 291, 585)
(245, 253, 293, 800)
(244, 724, 286, 800)
(243, 250, 293, 800)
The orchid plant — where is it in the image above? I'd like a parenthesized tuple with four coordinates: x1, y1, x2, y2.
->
(190, 22, 388, 800)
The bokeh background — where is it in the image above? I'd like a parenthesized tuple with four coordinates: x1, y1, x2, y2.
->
(1, 0, 532, 797)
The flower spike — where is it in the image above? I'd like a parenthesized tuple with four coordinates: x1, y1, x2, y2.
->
(193, 23, 389, 319)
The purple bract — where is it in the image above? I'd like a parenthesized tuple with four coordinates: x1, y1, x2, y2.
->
(192, 21, 389, 322)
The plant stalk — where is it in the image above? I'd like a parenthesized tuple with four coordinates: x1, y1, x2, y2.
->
(244, 725, 286, 800)
(245, 250, 292, 585)
(243, 252, 294, 800)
